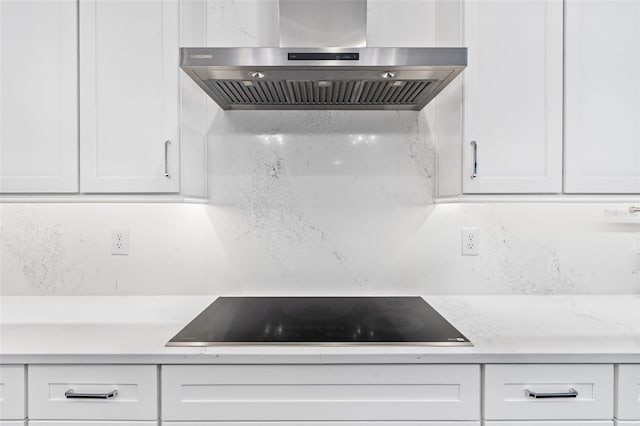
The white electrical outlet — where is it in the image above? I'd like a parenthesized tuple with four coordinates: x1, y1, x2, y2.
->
(461, 228, 480, 256)
(111, 228, 129, 255)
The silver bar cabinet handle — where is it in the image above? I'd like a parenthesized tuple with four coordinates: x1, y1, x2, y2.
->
(65, 389, 118, 399)
(525, 388, 578, 399)
(470, 141, 478, 179)
(164, 140, 171, 178)
(630, 206, 640, 213)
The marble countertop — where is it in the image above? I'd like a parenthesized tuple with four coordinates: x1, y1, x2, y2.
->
(0, 295, 638, 364)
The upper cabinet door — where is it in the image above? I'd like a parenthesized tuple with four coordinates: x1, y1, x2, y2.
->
(462, 0, 563, 194)
(0, 0, 78, 193)
(80, 0, 179, 193)
(565, 1, 640, 194)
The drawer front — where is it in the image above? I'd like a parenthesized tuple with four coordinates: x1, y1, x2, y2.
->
(29, 423, 157, 426)
(485, 422, 613, 426)
(161, 423, 481, 426)
(617, 365, 640, 420)
(0, 365, 26, 420)
(484, 364, 614, 420)
(616, 422, 640, 426)
(162, 364, 481, 421)
(28, 365, 158, 420)
(0, 422, 26, 426)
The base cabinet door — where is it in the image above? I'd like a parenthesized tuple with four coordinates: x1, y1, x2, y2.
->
(162, 364, 481, 421)
(0, 365, 26, 421)
(617, 365, 640, 421)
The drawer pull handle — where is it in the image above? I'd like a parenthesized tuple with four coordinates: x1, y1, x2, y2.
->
(64, 389, 118, 399)
(525, 388, 578, 399)
(630, 206, 640, 213)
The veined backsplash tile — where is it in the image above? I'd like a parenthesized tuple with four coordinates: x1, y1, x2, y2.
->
(1, 202, 639, 295)
(207, 110, 437, 207)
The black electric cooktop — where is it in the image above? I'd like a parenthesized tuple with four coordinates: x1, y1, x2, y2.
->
(167, 297, 471, 346)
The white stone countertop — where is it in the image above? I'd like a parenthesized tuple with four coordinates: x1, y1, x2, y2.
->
(0, 295, 638, 364)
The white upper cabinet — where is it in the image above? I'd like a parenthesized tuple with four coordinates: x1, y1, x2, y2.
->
(79, 0, 179, 193)
(462, 0, 563, 194)
(565, 1, 640, 194)
(0, 0, 78, 193)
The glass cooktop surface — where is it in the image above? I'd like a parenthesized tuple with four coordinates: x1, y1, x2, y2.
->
(167, 297, 471, 346)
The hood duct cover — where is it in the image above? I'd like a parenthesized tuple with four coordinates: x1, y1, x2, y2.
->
(180, 0, 467, 111)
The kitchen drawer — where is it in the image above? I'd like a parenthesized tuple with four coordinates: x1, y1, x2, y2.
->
(0, 422, 26, 426)
(0, 365, 26, 420)
(28, 365, 158, 420)
(616, 422, 640, 426)
(29, 423, 157, 426)
(617, 365, 640, 420)
(162, 364, 481, 421)
(484, 364, 614, 420)
(162, 423, 481, 426)
(484, 422, 613, 426)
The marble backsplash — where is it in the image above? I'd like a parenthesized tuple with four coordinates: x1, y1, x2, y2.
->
(1, 201, 639, 295)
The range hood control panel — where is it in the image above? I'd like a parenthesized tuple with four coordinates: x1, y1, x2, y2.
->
(288, 52, 360, 61)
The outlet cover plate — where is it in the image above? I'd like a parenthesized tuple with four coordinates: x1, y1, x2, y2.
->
(461, 228, 479, 256)
(111, 228, 129, 255)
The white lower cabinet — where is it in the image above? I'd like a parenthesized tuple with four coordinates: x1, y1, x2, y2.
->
(162, 423, 480, 426)
(162, 364, 481, 421)
(484, 422, 613, 426)
(0, 365, 26, 421)
(2, 362, 634, 423)
(484, 364, 614, 421)
(617, 365, 640, 421)
(29, 423, 157, 426)
(28, 365, 158, 421)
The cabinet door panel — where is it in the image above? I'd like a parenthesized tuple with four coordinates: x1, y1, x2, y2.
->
(462, 0, 562, 193)
(0, 0, 78, 193)
(617, 365, 640, 420)
(0, 365, 25, 420)
(80, 0, 179, 193)
(565, 1, 640, 193)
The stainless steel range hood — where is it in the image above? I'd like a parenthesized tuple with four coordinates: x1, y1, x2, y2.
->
(180, 0, 467, 111)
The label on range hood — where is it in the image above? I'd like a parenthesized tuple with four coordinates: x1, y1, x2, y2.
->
(288, 52, 359, 61)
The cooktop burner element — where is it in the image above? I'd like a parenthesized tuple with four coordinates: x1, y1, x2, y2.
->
(166, 297, 472, 346)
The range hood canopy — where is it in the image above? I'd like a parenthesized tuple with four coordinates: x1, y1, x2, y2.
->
(180, 0, 467, 111)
